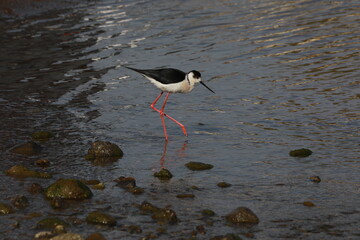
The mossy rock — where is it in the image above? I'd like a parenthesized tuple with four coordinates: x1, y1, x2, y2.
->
(289, 148, 313, 157)
(139, 201, 160, 214)
(12, 195, 29, 209)
(86, 233, 106, 240)
(201, 209, 215, 217)
(176, 194, 195, 199)
(303, 201, 315, 207)
(217, 182, 232, 188)
(128, 186, 144, 195)
(309, 176, 321, 183)
(51, 233, 84, 240)
(151, 208, 178, 225)
(226, 207, 259, 225)
(31, 131, 54, 142)
(45, 179, 93, 200)
(10, 142, 42, 156)
(153, 168, 173, 180)
(0, 202, 14, 215)
(85, 141, 123, 161)
(210, 233, 242, 240)
(6, 165, 52, 179)
(86, 211, 116, 226)
(185, 162, 214, 171)
(36, 217, 69, 230)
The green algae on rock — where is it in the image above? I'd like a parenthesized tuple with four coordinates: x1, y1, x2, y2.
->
(84, 141, 123, 163)
(289, 148, 313, 157)
(36, 217, 70, 230)
(6, 165, 52, 179)
(86, 211, 117, 226)
(226, 207, 259, 225)
(10, 141, 42, 156)
(31, 131, 54, 142)
(201, 209, 215, 217)
(0, 202, 14, 215)
(153, 168, 173, 180)
(185, 162, 214, 171)
(45, 179, 93, 200)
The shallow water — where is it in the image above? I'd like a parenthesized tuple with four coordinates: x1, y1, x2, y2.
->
(1, 0, 359, 239)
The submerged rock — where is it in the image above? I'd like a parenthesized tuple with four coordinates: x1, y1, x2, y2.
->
(11, 195, 29, 209)
(176, 194, 195, 199)
(210, 233, 242, 240)
(51, 233, 84, 240)
(6, 165, 52, 179)
(139, 201, 160, 214)
(309, 176, 321, 183)
(91, 183, 105, 190)
(185, 162, 214, 171)
(35, 159, 51, 168)
(36, 217, 69, 230)
(85, 141, 123, 165)
(217, 182, 232, 188)
(303, 201, 315, 207)
(86, 232, 107, 240)
(86, 211, 117, 226)
(153, 168, 173, 180)
(226, 207, 259, 225)
(151, 208, 178, 225)
(128, 225, 142, 234)
(31, 131, 54, 142)
(50, 197, 67, 209)
(138, 201, 177, 224)
(201, 209, 215, 217)
(10, 141, 42, 156)
(33, 231, 55, 240)
(0, 202, 14, 215)
(289, 148, 313, 157)
(114, 176, 143, 195)
(114, 176, 136, 189)
(28, 183, 44, 194)
(128, 187, 144, 195)
(45, 179, 93, 200)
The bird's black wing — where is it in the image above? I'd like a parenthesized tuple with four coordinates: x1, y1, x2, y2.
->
(125, 67, 186, 84)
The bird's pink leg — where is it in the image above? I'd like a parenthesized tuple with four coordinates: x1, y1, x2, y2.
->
(150, 92, 164, 112)
(150, 92, 168, 140)
(150, 92, 188, 139)
(160, 93, 188, 137)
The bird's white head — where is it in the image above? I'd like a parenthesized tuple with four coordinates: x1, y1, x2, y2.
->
(187, 70, 215, 94)
(187, 70, 202, 83)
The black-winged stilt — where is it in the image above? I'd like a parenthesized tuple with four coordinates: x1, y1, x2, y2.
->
(125, 66, 215, 141)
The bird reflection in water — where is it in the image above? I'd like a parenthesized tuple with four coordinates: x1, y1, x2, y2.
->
(159, 140, 188, 169)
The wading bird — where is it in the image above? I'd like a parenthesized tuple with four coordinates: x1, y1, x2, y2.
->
(125, 66, 215, 141)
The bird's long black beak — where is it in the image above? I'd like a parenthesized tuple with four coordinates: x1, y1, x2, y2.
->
(200, 81, 215, 94)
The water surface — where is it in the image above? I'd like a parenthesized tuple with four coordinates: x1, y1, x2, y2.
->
(1, 0, 359, 239)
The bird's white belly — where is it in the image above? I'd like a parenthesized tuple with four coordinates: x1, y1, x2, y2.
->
(146, 76, 194, 93)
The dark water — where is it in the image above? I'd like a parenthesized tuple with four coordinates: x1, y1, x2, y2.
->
(1, 0, 359, 239)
